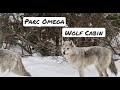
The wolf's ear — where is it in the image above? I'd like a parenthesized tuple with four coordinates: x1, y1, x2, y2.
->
(70, 40, 74, 46)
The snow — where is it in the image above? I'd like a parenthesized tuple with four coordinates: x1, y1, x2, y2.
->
(0, 53, 120, 77)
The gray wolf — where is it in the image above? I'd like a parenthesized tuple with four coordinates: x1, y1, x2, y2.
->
(61, 40, 118, 77)
(0, 49, 31, 76)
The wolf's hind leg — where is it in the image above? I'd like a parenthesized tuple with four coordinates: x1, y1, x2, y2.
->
(102, 69, 108, 77)
(95, 65, 103, 77)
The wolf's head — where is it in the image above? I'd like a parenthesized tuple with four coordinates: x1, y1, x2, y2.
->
(61, 40, 78, 56)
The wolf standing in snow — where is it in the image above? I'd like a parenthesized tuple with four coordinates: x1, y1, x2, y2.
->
(61, 40, 118, 77)
(0, 49, 31, 76)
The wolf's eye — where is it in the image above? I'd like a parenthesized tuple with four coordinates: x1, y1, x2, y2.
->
(67, 48, 69, 50)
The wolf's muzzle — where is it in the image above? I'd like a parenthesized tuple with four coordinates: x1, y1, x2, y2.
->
(63, 51, 65, 55)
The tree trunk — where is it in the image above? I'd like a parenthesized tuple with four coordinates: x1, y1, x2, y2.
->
(0, 30, 3, 48)
(55, 30, 59, 56)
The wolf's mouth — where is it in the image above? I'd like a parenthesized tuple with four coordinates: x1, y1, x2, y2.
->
(63, 53, 69, 55)
(63, 51, 69, 55)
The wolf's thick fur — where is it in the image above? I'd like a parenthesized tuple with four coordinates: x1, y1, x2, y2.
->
(61, 40, 118, 77)
(0, 49, 31, 76)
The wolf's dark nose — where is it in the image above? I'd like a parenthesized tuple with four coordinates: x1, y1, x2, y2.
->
(63, 51, 65, 55)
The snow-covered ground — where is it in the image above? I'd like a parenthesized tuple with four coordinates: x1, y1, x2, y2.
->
(0, 53, 120, 77)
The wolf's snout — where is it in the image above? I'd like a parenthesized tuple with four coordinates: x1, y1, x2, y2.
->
(63, 51, 65, 55)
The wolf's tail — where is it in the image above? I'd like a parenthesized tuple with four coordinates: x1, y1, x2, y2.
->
(18, 59, 31, 76)
(23, 70, 31, 76)
(11, 57, 31, 77)
(109, 60, 118, 76)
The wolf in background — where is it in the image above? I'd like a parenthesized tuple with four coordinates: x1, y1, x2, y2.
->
(0, 49, 31, 76)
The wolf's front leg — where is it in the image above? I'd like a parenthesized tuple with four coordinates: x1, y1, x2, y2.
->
(79, 68, 84, 77)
